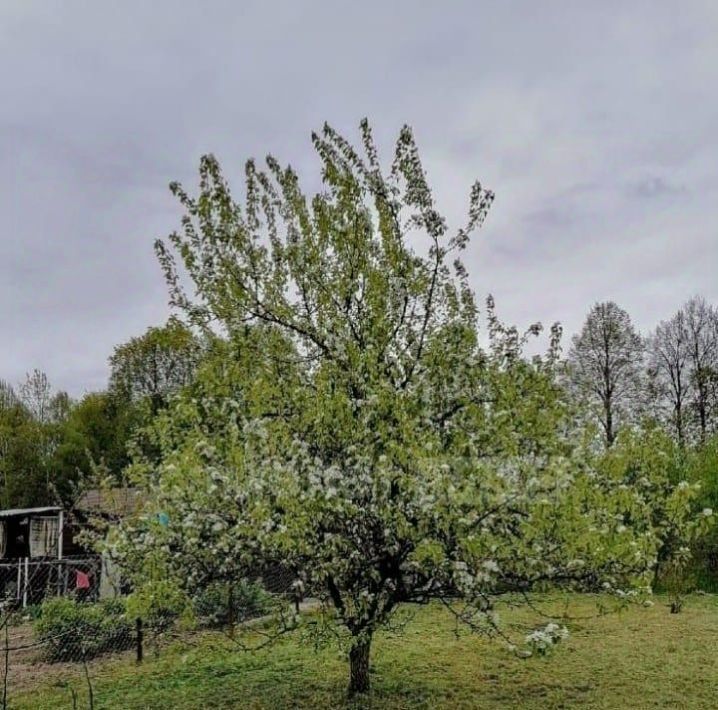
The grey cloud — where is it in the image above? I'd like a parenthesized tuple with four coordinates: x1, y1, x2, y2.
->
(629, 176, 687, 199)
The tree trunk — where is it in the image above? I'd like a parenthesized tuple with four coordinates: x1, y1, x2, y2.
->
(348, 636, 372, 696)
(676, 403, 684, 449)
(699, 399, 707, 444)
(605, 403, 614, 448)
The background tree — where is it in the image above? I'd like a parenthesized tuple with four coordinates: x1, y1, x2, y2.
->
(567, 302, 645, 447)
(47, 390, 73, 423)
(0, 396, 48, 507)
(0, 369, 142, 507)
(48, 391, 141, 502)
(19, 369, 55, 424)
(109, 317, 202, 415)
(683, 434, 718, 592)
(0, 324, 198, 508)
(15, 370, 72, 495)
(648, 309, 691, 446)
(598, 427, 714, 612)
(682, 296, 718, 442)
(0, 380, 18, 410)
(115, 122, 663, 696)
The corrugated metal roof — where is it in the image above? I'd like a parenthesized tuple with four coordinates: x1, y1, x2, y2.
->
(0, 506, 61, 519)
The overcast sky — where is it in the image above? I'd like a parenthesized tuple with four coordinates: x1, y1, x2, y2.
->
(1, 1, 717, 397)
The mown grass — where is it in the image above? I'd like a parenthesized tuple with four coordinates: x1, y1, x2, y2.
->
(13, 594, 718, 709)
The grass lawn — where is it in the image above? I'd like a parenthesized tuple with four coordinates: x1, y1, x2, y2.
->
(12, 594, 718, 709)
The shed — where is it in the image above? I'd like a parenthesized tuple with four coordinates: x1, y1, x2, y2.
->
(0, 506, 64, 560)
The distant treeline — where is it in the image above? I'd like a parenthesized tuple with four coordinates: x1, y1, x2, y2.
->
(1, 296, 716, 511)
(0, 317, 200, 508)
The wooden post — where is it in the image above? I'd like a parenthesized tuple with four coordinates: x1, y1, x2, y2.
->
(227, 583, 235, 639)
(55, 510, 64, 598)
(136, 618, 143, 663)
(57, 510, 64, 560)
(15, 560, 21, 600)
(22, 557, 29, 608)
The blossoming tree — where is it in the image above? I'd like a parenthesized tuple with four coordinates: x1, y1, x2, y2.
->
(596, 427, 714, 612)
(117, 122, 668, 695)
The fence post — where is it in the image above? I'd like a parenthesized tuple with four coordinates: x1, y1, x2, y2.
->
(227, 583, 235, 639)
(57, 510, 64, 560)
(22, 558, 29, 608)
(136, 618, 143, 664)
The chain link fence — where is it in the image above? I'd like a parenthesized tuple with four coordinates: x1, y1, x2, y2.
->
(0, 556, 102, 609)
(0, 562, 301, 709)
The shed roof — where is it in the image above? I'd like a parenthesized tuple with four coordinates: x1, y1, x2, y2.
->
(77, 488, 143, 517)
(0, 506, 61, 519)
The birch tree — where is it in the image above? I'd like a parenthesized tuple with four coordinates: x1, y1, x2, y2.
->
(19, 369, 54, 424)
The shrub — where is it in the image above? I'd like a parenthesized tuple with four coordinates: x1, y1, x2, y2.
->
(194, 580, 272, 628)
(34, 597, 133, 662)
(125, 579, 191, 633)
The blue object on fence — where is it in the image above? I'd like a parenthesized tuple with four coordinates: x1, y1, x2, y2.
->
(158, 512, 169, 527)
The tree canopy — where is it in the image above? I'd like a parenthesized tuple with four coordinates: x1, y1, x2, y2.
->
(111, 121, 683, 694)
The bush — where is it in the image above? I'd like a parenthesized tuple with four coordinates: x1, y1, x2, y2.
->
(125, 579, 191, 633)
(687, 438, 718, 592)
(194, 580, 272, 628)
(34, 597, 133, 662)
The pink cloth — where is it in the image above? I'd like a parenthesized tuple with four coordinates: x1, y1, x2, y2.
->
(75, 570, 90, 590)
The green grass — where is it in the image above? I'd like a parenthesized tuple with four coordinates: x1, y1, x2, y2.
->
(13, 594, 718, 709)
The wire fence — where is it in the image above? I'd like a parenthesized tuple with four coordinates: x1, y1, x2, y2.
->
(0, 495, 307, 707)
(0, 556, 103, 610)
(0, 563, 301, 709)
